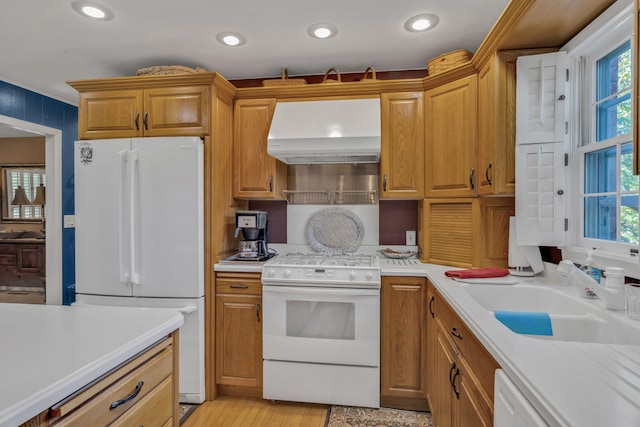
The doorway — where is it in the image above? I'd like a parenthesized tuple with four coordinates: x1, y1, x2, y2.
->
(0, 115, 62, 305)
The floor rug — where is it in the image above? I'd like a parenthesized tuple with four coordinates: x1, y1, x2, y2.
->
(325, 406, 433, 427)
(179, 403, 198, 425)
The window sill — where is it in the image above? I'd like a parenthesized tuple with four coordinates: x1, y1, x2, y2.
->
(560, 246, 640, 280)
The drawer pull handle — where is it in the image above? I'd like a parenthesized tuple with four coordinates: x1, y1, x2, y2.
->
(134, 112, 140, 131)
(429, 296, 435, 318)
(485, 162, 493, 186)
(230, 285, 249, 289)
(143, 112, 149, 130)
(451, 327, 462, 340)
(110, 381, 144, 410)
(257, 303, 261, 322)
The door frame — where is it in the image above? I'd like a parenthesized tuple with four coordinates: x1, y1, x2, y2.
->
(0, 115, 63, 305)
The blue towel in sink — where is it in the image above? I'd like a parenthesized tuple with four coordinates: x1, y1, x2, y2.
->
(494, 311, 553, 336)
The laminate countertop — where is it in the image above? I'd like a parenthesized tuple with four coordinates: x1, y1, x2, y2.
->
(216, 257, 640, 426)
(0, 303, 183, 427)
(379, 259, 640, 427)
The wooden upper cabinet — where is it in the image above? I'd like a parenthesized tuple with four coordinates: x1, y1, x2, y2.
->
(419, 197, 514, 268)
(477, 53, 516, 196)
(233, 98, 286, 199)
(380, 92, 425, 199)
(78, 89, 143, 139)
(425, 75, 478, 198)
(142, 86, 210, 137)
(76, 84, 210, 139)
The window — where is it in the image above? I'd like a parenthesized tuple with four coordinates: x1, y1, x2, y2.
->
(1, 167, 46, 221)
(577, 31, 638, 254)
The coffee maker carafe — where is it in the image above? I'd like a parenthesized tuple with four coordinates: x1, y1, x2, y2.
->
(235, 210, 269, 260)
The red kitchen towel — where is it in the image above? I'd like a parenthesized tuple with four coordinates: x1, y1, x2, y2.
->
(444, 267, 510, 279)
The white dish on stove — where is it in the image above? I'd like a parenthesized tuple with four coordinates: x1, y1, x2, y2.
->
(305, 207, 364, 253)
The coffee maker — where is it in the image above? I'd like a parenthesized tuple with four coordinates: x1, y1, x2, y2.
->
(234, 210, 269, 260)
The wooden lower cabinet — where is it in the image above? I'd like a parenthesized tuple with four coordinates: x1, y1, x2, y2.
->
(427, 281, 499, 427)
(214, 272, 262, 397)
(381, 276, 428, 411)
(21, 334, 178, 427)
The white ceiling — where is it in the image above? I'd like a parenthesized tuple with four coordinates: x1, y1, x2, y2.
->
(0, 0, 509, 108)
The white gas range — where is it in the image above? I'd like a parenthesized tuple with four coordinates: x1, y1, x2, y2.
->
(262, 252, 381, 288)
(261, 251, 381, 408)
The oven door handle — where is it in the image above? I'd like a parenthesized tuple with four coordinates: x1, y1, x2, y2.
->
(262, 285, 379, 297)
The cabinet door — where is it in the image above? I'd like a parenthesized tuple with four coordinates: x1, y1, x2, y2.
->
(233, 99, 285, 199)
(215, 294, 262, 389)
(380, 92, 424, 199)
(78, 89, 144, 139)
(455, 356, 494, 427)
(425, 75, 477, 198)
(380, 276, 428, 411)
(421, 199, 475, 268)
(432, 319, 457, 427)
(18, 245, 42, 273)
(143, 85, 210, 137)
(425, 282, 437, 411)
(477, 54, 516, 195)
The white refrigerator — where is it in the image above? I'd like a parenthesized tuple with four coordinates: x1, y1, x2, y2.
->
(73, 136, 205, 404)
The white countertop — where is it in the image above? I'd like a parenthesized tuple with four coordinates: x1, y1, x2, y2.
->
(0, 303, 183, 427)
(215, 255, 640, 426)
(379, 259, 640, 427)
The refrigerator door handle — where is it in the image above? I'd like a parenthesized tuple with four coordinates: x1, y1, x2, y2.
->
(128, 149, 141, 286)
(118, 150, 130, 284)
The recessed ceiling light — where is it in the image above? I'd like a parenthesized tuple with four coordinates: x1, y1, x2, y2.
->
(404, 14, 439, 32)
(216, 32, 247, 47)
(307, 23, 338, 39)
(71, 1, 113, 21)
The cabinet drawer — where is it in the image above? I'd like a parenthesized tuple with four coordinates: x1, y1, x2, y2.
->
(436, 293, 499, 400)
(51, 343, 173, 426)
(109, 377, 173, 427)
(215, 272, 262, 295)
(0, 253, 17, 266)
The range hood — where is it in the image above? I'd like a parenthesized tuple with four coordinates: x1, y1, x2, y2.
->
(267, 98, 381, 164)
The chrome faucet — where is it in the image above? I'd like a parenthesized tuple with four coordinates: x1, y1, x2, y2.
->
(557, 260, 625, 311)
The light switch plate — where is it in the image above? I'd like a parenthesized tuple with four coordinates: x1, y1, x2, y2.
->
(63, 215, 75, 228)
(406, 230, 416, 246)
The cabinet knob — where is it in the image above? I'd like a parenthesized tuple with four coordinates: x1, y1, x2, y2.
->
(451, 327, 462, 340)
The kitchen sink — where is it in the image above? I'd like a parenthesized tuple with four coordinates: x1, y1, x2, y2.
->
(461, 284, 592, 315)
(460, 283, 640, 345)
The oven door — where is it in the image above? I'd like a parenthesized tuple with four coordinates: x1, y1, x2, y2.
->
(263, 285, 380, 367)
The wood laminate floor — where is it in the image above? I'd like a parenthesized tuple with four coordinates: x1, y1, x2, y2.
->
(181, 396, 329, 427)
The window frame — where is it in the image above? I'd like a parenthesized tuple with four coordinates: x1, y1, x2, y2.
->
(565, 3, 638, 261)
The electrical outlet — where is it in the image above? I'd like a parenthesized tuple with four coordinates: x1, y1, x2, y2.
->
(406, 230, 416, 246)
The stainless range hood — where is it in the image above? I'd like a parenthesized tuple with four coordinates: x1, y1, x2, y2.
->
(267, 98, 381, 164)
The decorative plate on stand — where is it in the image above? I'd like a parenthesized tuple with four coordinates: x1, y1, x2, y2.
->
(306, 207, 364, 253)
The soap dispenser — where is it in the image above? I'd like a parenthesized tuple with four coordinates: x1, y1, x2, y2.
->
(581, 249, 601, 283)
